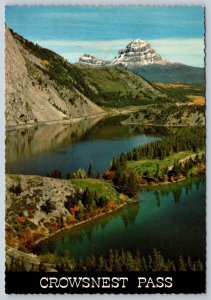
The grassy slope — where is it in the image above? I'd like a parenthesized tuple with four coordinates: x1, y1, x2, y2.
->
(77, 65, 163, 107)
(127, 151, 204, 177)
(71, 178, 120, 202)
(10, 28, 164, 108)
(152, 83, 205, 103)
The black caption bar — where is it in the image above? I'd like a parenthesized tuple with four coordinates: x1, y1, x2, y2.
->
(6, 271, 205, 294)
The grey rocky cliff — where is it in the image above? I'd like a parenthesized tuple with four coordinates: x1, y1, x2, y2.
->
(5, 27, 104, 127)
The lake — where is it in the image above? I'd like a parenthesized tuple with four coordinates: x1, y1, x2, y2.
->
(6, 115, 162, 177)
(38, 177, 205, 262)
(6, 115, 205, 262)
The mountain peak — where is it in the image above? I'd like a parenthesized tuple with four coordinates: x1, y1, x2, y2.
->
(79, 54, 111, 66)
(126, 39, 150, 49)
(78, 39, 173, 68)
(112, 39, 168, 66)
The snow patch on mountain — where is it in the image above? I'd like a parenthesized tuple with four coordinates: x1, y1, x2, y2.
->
(111, 39, 172, 66)
(79, 54, 110, 66)
(78, 39, 176, 67)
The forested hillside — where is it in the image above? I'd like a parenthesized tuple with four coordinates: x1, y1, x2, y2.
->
(6, 27, 165, 128)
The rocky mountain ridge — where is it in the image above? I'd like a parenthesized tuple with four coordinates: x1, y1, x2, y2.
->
(78, 39, 204, 84)
(111, 39, 171, 67)
(6, 27, 165, 127)
(78, 39, 170, 67)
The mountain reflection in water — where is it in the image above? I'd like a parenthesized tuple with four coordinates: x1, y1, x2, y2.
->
(6, 115, 163, 176)
(6, 116, 105, 163)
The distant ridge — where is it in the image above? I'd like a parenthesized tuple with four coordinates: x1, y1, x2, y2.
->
(78, 39, 204, 84)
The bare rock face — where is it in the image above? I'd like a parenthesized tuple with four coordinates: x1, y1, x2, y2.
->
(111, 39, 170, 67)
(5, 174, 77, 250)
(5, 27, 66, 126)
(5, 27, 104, 127)
(6, 27, 31, 125)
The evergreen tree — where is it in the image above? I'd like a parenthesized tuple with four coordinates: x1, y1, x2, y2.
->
(113, 250, 122, 272)
(196, 259, 204, 271)
(88, 161, 94, 178)
(76, 205, 84, 221)
(152, 249, 165, 271)
(125, 251, 134, 271)
(108, 249, 114, 272)
(134, 250, 142, 271)
(50, 169, 62, 179)
(82, 188, 93, 211)
(155, 164, 161, 179)
(178, 255, 187, 271)
(98, 256, 105, 271)
(142, 257, 148, 271)
(77, 258, 85, 271)
(127, 172, 139, 197)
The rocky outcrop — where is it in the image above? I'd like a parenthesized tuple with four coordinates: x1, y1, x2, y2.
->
(5, 174, 79, 251)
(5, 26, 104, 127)
(122, 105, 205, 126)
(6, 246, 57, 272)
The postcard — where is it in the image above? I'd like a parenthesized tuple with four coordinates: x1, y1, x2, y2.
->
(5, 5, 206, 294)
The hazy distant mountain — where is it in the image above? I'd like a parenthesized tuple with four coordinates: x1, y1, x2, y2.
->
(5, 27, 164, 127)
(79, 54, 111, 66)
(78, 39, 204, 84)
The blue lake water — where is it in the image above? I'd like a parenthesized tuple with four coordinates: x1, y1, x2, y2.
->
(38, 177, 205, 262)
(6, 115, 205, 262)
(6, 115, 161, 176)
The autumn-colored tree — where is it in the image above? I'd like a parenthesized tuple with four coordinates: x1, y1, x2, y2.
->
(103, 170, 115, 181)
(41, 60, 50, 67)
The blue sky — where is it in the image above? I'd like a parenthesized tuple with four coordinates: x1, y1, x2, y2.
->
(5, 6, 205, 67)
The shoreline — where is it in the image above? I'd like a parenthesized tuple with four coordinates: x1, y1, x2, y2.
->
(34, 199, 138, 247)
(6, 111, 205, 132)
(137, 169, 205, 189)
(6, 173, 204, 256)
(6, 111, 108, 132)
(5, 105, 145, 132)
(34, 173, 205, 247)
(138, 175, 192, 188)
(33, 174, 205, 251)
(121, 121, 204, 127)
